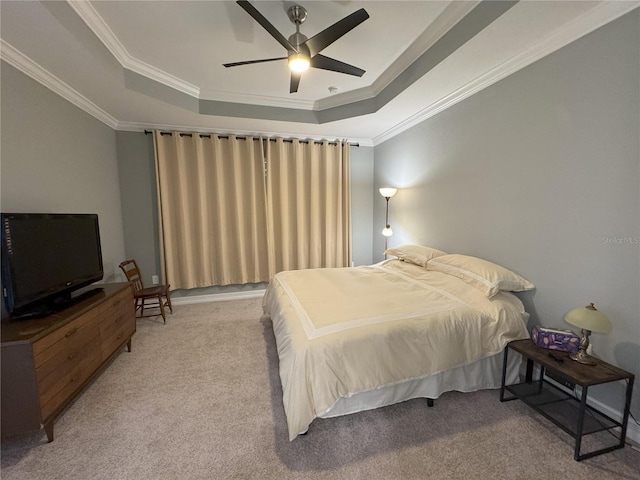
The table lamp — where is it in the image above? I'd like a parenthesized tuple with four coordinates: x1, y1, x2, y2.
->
(564, 303, 611, 365)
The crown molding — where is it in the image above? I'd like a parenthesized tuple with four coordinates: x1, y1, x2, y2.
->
(313, 85, 376, 111)
(0, 39, 118, 129)
(67, 0, 200, 98)
(372, 0, 640, 146)
(198, 87, 316, 110)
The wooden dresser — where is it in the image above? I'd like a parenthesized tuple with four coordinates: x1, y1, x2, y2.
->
(1, 283, 135, 442)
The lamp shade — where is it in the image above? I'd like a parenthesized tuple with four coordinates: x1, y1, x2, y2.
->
(565, 303, 612, 333)
(382, 226, 393, 237)
(379, 187, 397, 198)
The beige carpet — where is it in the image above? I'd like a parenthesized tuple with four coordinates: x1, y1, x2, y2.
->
(1, 298, 639, 480)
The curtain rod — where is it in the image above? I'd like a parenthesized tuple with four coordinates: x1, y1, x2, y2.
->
(143, 130, 359, 147)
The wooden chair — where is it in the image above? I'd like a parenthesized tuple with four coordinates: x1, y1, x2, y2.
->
(119, 260, 172, 324)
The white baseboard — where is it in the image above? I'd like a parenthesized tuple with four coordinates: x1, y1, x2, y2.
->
(170, 289, 266, 306)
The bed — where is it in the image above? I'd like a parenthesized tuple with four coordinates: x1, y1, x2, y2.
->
(262, 246, 534, 441)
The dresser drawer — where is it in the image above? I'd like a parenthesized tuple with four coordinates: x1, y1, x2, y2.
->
(37, 333, 102, 402)
(102, 287, 135, 345)
(99, 298, 134, 334)
(101, 305, 135, 355)
(32, 308, 102, 367)
(102, 323, 135, 360)
(34, 321, 101, 381)
(40, 350, 104, 421)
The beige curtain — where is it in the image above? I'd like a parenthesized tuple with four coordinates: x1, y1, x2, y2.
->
(266, 139, 352, 272)
(153, 131, 270, 288)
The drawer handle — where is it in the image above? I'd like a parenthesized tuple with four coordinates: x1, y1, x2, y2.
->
(68, 354, 74, 360)
(65, 328, 78, 338)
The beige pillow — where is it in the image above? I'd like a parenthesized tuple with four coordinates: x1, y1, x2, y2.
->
(384, 244, 447, 268)
(427, 254, 535, 298)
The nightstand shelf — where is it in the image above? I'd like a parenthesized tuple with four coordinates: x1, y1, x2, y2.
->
(500, 339, 634, 461)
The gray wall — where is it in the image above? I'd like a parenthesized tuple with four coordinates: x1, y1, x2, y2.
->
(373, 11, 639, 415)
(0, 61, 126, 286)
(115, 133, 375, 295)
(349, 146, 374, 266)
(115, 132, 161, 286)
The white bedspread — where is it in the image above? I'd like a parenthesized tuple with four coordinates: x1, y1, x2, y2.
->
(262, 259, 529, 440)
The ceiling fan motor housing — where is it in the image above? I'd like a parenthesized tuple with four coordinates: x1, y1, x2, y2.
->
(288, 32, 310, 53)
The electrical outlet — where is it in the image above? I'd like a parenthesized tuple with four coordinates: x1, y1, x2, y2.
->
(151, 275, 159, 285)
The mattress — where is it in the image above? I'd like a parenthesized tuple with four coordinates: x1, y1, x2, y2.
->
(262, 259, 529, 440)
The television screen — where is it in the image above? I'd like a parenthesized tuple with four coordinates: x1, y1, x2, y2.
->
(1, 213, 104, 318)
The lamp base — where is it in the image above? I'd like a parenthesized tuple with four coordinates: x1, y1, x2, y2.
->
(569, 328, 597, 366)
(569, 349, 596, 366)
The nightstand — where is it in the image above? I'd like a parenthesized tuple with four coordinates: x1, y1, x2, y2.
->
(500, 338, 635, 461)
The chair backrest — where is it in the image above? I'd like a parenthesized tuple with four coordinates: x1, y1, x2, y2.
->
(119, 259, 144, 293)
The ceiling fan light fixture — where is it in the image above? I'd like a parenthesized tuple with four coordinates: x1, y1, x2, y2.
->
(289, 53, 310, 72)
(227, 2, 369, 93)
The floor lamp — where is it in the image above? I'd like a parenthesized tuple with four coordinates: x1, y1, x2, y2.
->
(379, 187, 397, 255)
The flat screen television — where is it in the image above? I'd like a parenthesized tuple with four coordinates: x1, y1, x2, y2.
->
(1, 213, 104, 319)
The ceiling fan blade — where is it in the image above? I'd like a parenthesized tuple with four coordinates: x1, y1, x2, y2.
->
(303, 8, 369, 58)
(290, 71, 301, 94)
(223, 57, 287, 68)
(310, 54, 365, 77)
(236, 1, 296, 53)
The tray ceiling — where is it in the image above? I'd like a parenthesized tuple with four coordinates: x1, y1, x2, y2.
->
(1, 1, 637, 145)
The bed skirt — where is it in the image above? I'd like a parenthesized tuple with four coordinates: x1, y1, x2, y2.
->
(318, 350, 522, 421)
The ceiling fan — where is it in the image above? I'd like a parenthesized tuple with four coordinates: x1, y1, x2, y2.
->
(224, 1, 369, 94)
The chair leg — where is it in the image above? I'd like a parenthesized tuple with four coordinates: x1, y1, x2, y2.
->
(158, 294, 166, 324)
(166, 293, 173, 313)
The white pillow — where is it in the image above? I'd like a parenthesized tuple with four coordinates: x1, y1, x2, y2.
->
(427, 254, 535, 298)
(384, 245, 447, 268)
